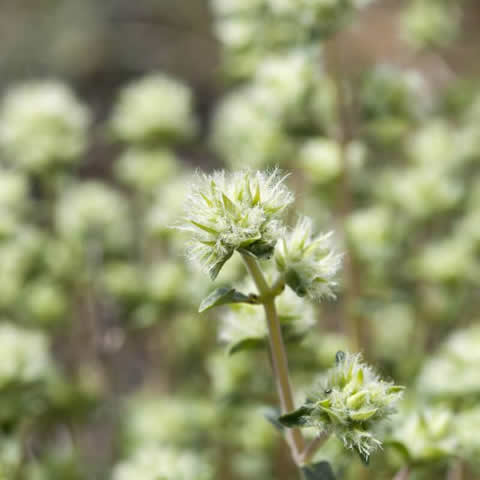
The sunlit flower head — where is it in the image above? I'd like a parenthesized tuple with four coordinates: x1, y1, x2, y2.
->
(178, 169, 293, 279)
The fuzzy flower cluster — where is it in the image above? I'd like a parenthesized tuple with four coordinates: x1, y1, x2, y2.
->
(283, 352, 404, 461)
(179, 170, 294, 279)
(110, 73, 197, 144)
(112, 446, 213, 480)
(0, 81, 90, 172)
(275, 217, 342, 301)
(0, 323, 53, 388)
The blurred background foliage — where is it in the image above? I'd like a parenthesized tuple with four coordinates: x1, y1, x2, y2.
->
(0, 0, 480, 479)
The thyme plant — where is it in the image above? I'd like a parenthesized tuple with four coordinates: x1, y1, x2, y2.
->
(178, 169, 404, 476)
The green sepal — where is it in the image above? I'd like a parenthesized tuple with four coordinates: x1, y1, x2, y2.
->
(301, 461, 336, 480)
(278, 405, 314, 428)
(285, 269, 307, 297)
(243, 240, 275, 259)
(198, 287, 256, 313)
(208, 251, 233, 280)
(227, 337, 266, 355)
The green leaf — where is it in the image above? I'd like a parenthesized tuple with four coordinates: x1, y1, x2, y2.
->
(243, 240, 275, 259)
(199, 287, 256, 313)
(301, 461, 336, 480)
(278, 405, 314, 428)
(228, 337, 266, 355)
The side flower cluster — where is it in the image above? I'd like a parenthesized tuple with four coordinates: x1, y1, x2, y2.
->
(280, 352, 404, 462)
(275, 217, 342, 300)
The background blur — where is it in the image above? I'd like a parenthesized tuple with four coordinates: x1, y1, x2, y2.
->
(1, 0, 480, 479)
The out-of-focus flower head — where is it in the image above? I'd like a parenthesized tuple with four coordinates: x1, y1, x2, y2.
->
(360, 65, 429, 144)
(0, 323, 53, 388)
(0, 81, 90, 172)
(211, 0, 373, 78)
(56, 181, 131, 251)
(0, 228, 44, 309)
(385, 166, 462, 219)
(211, 87, 294, 169)
(110, 74, 197, 145)
(417, 324, 480, 399)
(401, 0, 461, 50)
(115, 147, 178, 194)
(346, 206, 395, 262)
(178, 169, 293, 279)
(122, 394, 216, 453)
(112, 446, 213, 480)
(299, 138, 342, 185)
(22, 279, 68, 327)
(414, 237, 476, 283)
(275, 216, 342, 301)
(281, 352, 403, 462)
(455, 407, 480, 469)
(390, 406, 457, 463)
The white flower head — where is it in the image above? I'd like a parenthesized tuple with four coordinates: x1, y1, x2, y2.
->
(179, 169, 293, 279)
(275, 216, 342, 301)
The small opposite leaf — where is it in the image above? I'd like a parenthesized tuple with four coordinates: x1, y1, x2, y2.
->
(301, 461, 336, 480)
(228, 337, 266, 355)
(199, 287, 253, 313)
(278, 405, 313, 428)
(208, 251, 233, 280)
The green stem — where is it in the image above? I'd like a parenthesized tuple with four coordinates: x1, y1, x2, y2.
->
(300, 431, 330, 465)
(240, 252, 306, 465)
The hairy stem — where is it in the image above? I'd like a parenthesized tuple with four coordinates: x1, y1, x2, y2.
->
(240, 252, 306, 465)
